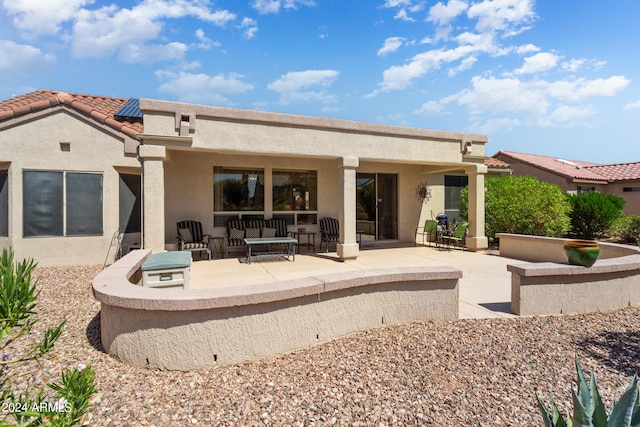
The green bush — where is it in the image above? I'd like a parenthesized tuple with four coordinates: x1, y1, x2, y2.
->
(0, 247, 97, 426)
(609, 215, 640, 244)
(567, 192, 625, 240)
(459, 175, 571, 239)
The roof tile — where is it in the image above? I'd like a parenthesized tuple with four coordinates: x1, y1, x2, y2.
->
(493, 150, 608, 181)
(0, 89, 143, 138)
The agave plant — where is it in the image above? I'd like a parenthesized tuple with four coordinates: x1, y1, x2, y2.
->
(537, 359, 640, 427)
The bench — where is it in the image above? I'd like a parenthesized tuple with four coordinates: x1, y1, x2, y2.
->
(225, 218, 289, 257)
(141, 251, 192, 289)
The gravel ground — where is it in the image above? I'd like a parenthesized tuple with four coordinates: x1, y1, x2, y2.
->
(3, 264, 640, 426)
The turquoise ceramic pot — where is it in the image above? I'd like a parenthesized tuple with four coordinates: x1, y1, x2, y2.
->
(564, 240, 600, 267)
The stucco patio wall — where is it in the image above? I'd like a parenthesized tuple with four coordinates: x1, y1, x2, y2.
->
(496, 233, 639, 263)
(497, 234, 640, 316)
(93, 250, 462, 370)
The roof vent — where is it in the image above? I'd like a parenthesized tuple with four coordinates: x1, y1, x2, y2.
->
(554, 158, 580, 169)
(114, 98, 142, 123)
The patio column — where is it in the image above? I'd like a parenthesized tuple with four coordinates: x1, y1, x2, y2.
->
(139, 144, 167, 253)
(337, 157, 359, 261)
(465, 163, 488, 251)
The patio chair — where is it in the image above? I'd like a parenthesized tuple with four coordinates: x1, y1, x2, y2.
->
(319, 217, 340, 252)
(177, 220, 211, 260)
(441, 222, 468, 251)
(415, 219, 438, 247)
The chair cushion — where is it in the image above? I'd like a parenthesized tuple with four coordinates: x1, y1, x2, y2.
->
(178, 228, 194, 243)
(245, 228, 260, 238)
(262, 227, 276, 238)
(183, 242, 208, 249)
(230, 228, 245, 240)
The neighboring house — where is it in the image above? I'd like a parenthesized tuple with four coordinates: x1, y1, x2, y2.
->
(1, 90, 492, 266)
(493, 150, 640, 215)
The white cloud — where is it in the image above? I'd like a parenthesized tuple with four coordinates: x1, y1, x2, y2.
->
(5, 0, 237, 63)
(538, 105, 596, 127)
(156, 70, 254, 105)
(624, 100, 640, 110)
(195, 29, 221, 50)
(251, 0, 315, 15)
(239, 17, 258, 39)
(3, 0, 91, 37)
(437, 73, 629, 131)
(381, 0, 425, 22)
(0, 40, 56, 73)
(377, 37, 404, 56)
(413, 100, 446, 115)
(561, 58, 585, 73)
(515, 44, 539, 54)
(268, 69, 339, 104)
(428, 0, 468, 26)
(514, 52, 560, 74)
(467, 0, 536, 35)
(546, 76, 629, 102)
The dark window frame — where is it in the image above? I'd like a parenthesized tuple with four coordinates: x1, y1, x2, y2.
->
(23, 170, 103, 238)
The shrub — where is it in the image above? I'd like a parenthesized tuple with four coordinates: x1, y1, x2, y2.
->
(609, 215, 640, 244)
(459, 175, 571, 239)
(537, 359, 640, 427)
(567, 192, 626, 240)
(0, 247, 97, 426)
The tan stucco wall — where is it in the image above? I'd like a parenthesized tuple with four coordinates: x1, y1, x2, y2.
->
(94, 250, 461, 370)
(0, 110, 140, 266)
(162, 151, 450, 246)
(607, 181, 640, 215)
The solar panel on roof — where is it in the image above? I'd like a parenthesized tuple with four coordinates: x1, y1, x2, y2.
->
(114, 98, 142, 121)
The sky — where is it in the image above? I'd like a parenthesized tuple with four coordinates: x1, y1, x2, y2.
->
(1, 0, 639, 164)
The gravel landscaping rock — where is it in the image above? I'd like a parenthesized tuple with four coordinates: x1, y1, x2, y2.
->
(4, 265, 640, 426)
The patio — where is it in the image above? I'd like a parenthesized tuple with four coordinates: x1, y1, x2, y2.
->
(188, 243, 517, 320)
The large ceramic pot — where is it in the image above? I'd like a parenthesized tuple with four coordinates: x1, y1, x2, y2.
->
(564, 239, 600, 267)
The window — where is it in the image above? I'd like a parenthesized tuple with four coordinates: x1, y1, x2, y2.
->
(444, 175, 468, 222)
(577, 186, 596, 194)
(119, 174, 141, 233)
(23, 171, 103, 237)
(0, 170, 7, 237)
(622, 187, 640, 193)
(272, 170, 317, 211)
(214, 167, 264, 212)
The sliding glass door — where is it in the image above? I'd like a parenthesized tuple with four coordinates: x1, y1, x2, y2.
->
(356, 173, 397, 241)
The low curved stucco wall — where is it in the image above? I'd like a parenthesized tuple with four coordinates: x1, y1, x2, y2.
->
(93, 250, 462, 370)
(496, 233, 640, 263)
(497, 234, 640, 316)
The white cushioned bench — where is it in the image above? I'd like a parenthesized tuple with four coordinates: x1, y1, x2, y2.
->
(141, 251, 192, 289)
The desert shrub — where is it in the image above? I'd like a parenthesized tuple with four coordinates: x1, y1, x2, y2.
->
(567, 192, 625, 239)
(459, 175, 571, 239)
(609, 215, 640, 244)
(0, 247, 97, 426)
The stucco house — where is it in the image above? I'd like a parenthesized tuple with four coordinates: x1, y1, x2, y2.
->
(1, 90, 491, 266)
(493, 150, 640, 215)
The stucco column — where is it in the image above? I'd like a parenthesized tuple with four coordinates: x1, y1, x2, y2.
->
(337, 157, 359, 261)
(139, 145, 167, 253)
(465, 164, 488, 251)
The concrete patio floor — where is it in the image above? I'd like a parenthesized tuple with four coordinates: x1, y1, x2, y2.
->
(188, 243, 522, 320)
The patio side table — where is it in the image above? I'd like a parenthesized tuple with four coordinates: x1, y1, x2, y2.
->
(291, 231, 316, 253)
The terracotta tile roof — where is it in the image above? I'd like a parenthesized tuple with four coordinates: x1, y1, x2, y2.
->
(484, 157, 511, 169)
(493, 150, 609, 182)
(585, 162, 640, 181)
(0, 90, 142, 139)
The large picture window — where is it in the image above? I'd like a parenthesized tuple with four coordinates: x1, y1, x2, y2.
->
(23, 171, 103, 237)
(272, 170, 317, 211)
(0, 170, 7, 237)
(214, 167, 265, 212)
